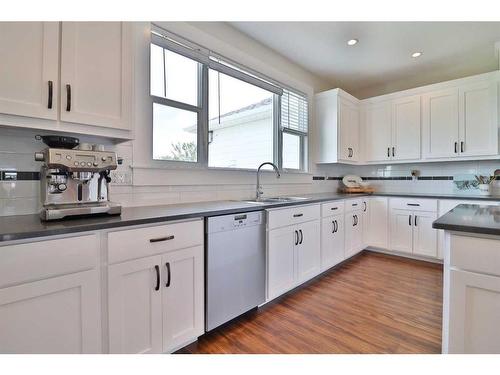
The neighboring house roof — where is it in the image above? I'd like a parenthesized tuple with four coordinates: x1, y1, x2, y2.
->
(184, 97, 273, 133)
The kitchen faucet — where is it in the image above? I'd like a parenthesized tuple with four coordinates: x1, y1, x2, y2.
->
(256, 162, 280, 200)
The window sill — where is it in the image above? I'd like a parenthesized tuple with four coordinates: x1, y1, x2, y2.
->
(131, 163, 311, 175)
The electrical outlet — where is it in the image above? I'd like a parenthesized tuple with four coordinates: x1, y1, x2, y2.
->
(110, 170, 132, 185)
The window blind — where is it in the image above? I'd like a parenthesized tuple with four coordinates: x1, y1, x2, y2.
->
(281, 90, 308, 134)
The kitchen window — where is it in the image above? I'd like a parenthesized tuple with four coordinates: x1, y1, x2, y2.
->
(150, 25, 309, 171)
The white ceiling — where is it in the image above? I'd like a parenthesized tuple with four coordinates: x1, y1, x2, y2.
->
(229, 22, 500, 98)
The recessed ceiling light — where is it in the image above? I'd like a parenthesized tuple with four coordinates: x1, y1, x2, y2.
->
(347, 39, 358, 46)
(412, 51, 423, 58)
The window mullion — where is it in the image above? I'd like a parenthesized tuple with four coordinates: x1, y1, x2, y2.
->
(199, 64, 209, 167)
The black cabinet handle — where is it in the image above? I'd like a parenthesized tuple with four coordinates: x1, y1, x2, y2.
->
(407, 203, 420, 207)
(294, 230, 299, 245)
(165, 262, 171, 287)
(335, 220, 338, 233)
(150, 235, 175, 243)
(154, 265, 160, 291)
(408, 215, 412, 226)
(392, 147, 395, 157)
(414, 215, 418, 226)
(454, 141, 458, 153)
(363, 201, 367, 212)
(331, 207, 338, 211)
(47, 80, 53, 109)
(332, 221, 335, 233)
(460, 141, 464, 153)
(387, 147, 390, 158)
(299, 229, 303, 244)
(293, 213, 303, 218)
(66, 84, 71, 112)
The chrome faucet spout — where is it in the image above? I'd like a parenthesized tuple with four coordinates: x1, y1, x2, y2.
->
(256, 162, 280, 201)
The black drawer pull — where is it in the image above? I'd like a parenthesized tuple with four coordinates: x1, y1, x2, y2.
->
(154, 265, 160, 291)
(150, 235, 175, 243)
(331, 207, 338, 210)
(352, 203, 358, 207)
(47, 80, 53, 109)
(407, 203, 420, 207)
(66, 84, 71, 112)
(165, 262, 171, 287)
(293, 213, 303, 218)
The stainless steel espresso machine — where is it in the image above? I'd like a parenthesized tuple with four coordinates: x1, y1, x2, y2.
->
(34, 135, 122, 221)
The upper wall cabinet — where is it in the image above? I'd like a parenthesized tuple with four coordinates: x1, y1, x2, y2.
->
(0, 22, 133, 140)
(0, 22, 59, 120)
(60, 22, 133, 130)
(422, 79, 498, 160)
(316, 89, 360, 164)
(363, 95, 421, 163)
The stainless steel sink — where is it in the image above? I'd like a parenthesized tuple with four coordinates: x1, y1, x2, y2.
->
(240, 196, 312, 204)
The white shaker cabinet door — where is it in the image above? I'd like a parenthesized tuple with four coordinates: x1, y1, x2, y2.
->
(60, 22, 132, 129)
(459, 81, 498, 157)
(295, 220, 321, 284)
(267, 226, 296, 300)
(108, 255, 163, 354)
(363, 102, 392, 162)
(321, 214, 345, 270)
(422, 88, 459, 159)
(412, 211, 438, 258)
(392, 95, 421, 161)
(389, 209, 413, 254)
(364, 197, 388, 249)
(0, 269, 100, 353)
(0, 22, 59, 120)
(162, 245, 204, 353)
(447, 269, 500, 354)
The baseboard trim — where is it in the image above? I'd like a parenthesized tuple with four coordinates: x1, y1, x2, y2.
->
(365, 247, 443, 264)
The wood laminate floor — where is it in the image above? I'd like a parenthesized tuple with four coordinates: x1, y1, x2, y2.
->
(177, 251, 443, 354)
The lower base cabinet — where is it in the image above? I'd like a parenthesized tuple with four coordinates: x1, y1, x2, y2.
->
(320, 214, 345, 270)
(0, 269, 100, 354)
(267, 216, 321, 301)
(108, 245, 204, 354)
(345, 209, 363, 258)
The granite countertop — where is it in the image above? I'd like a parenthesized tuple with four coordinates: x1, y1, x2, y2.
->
(432, 204, 500, 236)
(1, 191, 499, 243)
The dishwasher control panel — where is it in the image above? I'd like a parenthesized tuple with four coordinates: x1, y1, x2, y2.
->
(207, 211, 264, 233)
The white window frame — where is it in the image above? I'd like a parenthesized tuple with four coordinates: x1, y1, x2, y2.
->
(150, 24, 309, 172)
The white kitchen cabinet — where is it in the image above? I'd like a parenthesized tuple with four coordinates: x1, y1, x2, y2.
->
(316, 89, 360, 164)
(60, 22, 132, 130)
(412, 211, 438, 257)
(320, 214, 345, 270)
(422, 88, 460, 159)
(344, 209, 363, 259)
(267, 205, 321, 300)
(447, 269, 500, 353)
(0, 269, 100, 354)
(0, 22, 59, 120)
(363, 197, 388, 249)
(363, 101, 392, 162)
(391, 95, 421, 161)
(162, 245, 204, 353)
(389, 209, 414, 254)
(389, 199, 438, 258)
(459, 81, 498, 157)
(296, 219, 321, 284)
(108, 254, 163, 354)
(267, 225, 296, 299)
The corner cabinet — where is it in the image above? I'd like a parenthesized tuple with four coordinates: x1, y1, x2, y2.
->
(267, 204, 321, 301)
(316, 89, 360, 164)
(0, 22, 133, 139)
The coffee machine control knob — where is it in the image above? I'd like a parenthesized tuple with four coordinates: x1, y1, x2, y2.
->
(34, 152, 45, 162)
(57, 183, 67, 192)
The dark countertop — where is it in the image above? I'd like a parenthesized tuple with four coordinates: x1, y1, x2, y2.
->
(1, 191, 499, 243)
(432, 204, 500, 236)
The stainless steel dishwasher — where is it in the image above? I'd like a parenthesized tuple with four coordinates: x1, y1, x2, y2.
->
(206, 211, 266, 331)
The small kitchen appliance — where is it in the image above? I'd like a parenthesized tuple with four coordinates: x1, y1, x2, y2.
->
(34, 136, 121, 221)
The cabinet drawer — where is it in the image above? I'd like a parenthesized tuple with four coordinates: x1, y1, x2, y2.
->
(267, 204, 320, 230)
(450, 234, 500, 276)
(345, 199, 363, 212)
(389, 197, 437, 212)
(321, 201, 345, 217)
(0, 234, 98, 289)
(108, 219, 203, 264)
